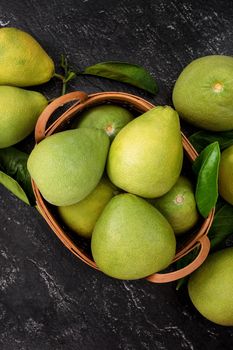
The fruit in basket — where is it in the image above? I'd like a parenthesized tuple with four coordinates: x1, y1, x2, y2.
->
(0, 27, 54, 86)
(107, 106, 183, 198)
(73, 104, 134, 140)
(188, 248, 233, 326)
(218, 145, 233, 205)
(173, 55, 233, 131)
(0, 86, 47, 148)
(150, 176, 199, 235)
(58, 178, 118, 238)
(27, 128, 110, 206)
(91, 193, 176, 280)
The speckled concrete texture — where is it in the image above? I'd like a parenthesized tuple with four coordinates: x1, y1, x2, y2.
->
(0, 1, 233, 349)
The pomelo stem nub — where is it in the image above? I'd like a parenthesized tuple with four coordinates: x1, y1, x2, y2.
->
(213, 82, 223, 93)
(105, 124, 114, 136)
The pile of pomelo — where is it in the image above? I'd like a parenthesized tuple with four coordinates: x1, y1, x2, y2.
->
(0, 27, 233, 327)
(0, 27, 53, 148)
(28, 105, 184, 279)
(173, 55, 233, 326)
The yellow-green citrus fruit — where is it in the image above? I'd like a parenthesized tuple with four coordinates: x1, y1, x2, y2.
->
(188, 248, 233, 326)
(91, 193, 176, 280)
(173, 55, 233, 131)
(27, 128, 110, 206)
(219, 145, 233, 205)
(107, 106, 183, 198)
(0, 86, 47, 148)
(151, 176, 199, 235)
(0, 27, 54, 86)
(58, 178, 118, 238)
(73, 104, 134, 140)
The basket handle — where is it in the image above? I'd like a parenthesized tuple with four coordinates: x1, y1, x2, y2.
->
(146, 235, 210, 283)
(35, 91, 88, 143)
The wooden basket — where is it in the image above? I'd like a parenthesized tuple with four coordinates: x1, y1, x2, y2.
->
(32, 91, 214, 283)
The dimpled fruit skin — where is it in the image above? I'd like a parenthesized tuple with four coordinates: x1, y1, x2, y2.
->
(0, 27, 54, 86)
(151, 176, 199, 235)
(57, 178, 117, 238)
(188, 248, 233, 326)
(27, 128, 110, 206)
(74, 104, 134, 140)
(173, 55, 233, 131)
(219, 145, 233, 205)
(91, 193, 176, 280)
(107, 106, 183, 198)
(0, 86, 47, 148)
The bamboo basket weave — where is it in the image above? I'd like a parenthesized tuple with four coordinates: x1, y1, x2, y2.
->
(32, 91, 214, 283)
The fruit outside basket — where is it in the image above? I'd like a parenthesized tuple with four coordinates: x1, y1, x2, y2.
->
(32, 91, 215, 283)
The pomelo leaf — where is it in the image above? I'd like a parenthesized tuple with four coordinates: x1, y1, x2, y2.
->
(189, 130, 233, 153)
(208, 203, 233, 251)
(83, 61, 158, 94)
(192, 142, 220, 218)
(0, 171, 30, 205)
(0, 147, 35, 205)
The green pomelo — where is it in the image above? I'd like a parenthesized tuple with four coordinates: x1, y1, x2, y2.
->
(73, 104, 134, 140)
(150, 176, 199, 235)
(0, 27, 54, 86)
(219, 145, 233, 205)
(27, 128, 110, 206)
(107, 106, 183, 198)
(173, 55, 233, 131)
(91, 193, 176, 280)
(0, 86, 47, 148)
(188, 248, 233, 326)
(58, 178, 118, 238)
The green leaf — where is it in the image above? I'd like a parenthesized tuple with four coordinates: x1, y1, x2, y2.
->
(0, 147, 35, 205)
(0, 171, 30, 205)
(192, 142, 220, 218)
(64, 71, 76, 83)
(83, 61, 158, 94)
(208, 203, 233, 250)
(189, 130, 233, 153)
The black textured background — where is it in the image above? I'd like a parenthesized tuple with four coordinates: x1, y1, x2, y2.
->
(0, 1, 233, 349)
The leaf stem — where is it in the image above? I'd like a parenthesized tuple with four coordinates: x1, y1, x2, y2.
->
(53, 55, 76, 96)
(62, 83, 67, 96)
(53, 72, 65, 80)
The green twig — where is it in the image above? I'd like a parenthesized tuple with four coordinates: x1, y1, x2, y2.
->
(54, 55, 77, 95)
(53, 72, 65, 81)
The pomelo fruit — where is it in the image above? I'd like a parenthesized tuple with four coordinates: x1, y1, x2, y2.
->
(188, 248, 233, 326)
(58, 178, 118, 238)
(218, 145, 233, 205)
(0, 27, 54, 86)
(91, 193, 176, 280)
(27, 128, 110, 206)
(0, 86, 47, 148)
(107, 106, 183, 198)
(150, 176, 199, 235)
(173, 55, 233, 131)
(73, 104, 134, 140)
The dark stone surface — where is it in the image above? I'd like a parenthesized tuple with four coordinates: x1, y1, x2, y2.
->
(0, 0, 233, 349)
